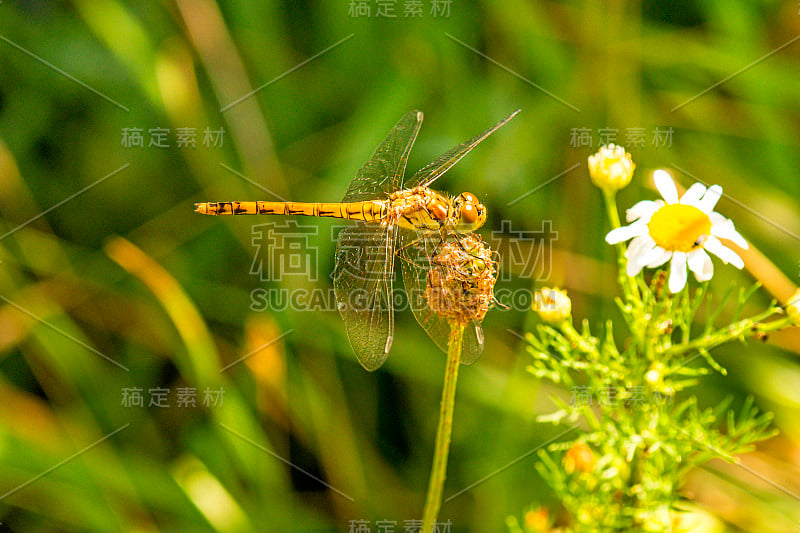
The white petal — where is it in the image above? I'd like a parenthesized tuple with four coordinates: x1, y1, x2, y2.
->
(606, 223, 647, 245)
(627, 235, 656, 260)
(687, 248, 714, 281)
(627, 252, 646, 277)
(626, 200, 659, 223)
(709, 212, 725, 225)
(668, 252, 688, 293)
(697, 185, 722, 213)
(626, 235, 655, 277)
(637, 245, 666, 267)
(680, 183, 707, 206)
(643, 247, 672, 268)
(703, 236, 745, 269)
(654, 170, 679, 204)
(710, 217, 748, 249)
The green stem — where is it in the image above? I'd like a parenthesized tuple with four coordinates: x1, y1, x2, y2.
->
(561, 321, 599, 355)
(602, 188, 623, 229)
(602, 189, 641, 307)
(665, 313, 791, 357)
(421, 322, 464, 533)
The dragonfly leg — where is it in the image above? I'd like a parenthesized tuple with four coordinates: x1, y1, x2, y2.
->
(492, 295, 510, 310)
(452, 231, 483, 260)
(396, 234, 427, 254)
(396, 229, 447, 266)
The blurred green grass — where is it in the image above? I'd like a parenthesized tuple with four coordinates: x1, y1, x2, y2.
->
(1, 0, 799, 531)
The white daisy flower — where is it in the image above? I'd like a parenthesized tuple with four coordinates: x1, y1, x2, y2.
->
(605, 170, 748, 293)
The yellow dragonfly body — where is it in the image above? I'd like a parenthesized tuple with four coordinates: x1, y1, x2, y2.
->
(196, 110, 518, 370)
(195, 187, 485, 233)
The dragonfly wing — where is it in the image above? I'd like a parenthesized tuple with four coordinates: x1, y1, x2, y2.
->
(398, 230, 484, 365)
(333, 222, 397, 371)
(460, 319, 485, 366)
(404, 110, 520, 190)
(343, 110, 424, 202)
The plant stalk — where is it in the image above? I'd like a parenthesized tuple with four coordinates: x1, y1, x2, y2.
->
(666, 312, 791, 357)
(602, 189, 640, 305)
(421, 322, 464, 533)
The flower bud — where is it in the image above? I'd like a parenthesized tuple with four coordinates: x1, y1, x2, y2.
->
(534, 287, 572, 324)
(564, 442, 596, 474)
(641, 506, 671, 532)
(671, 505, 724, 533)
(588, 144, 635, 192)
(645, 363, 664, 387)
(524, 507, 550, 531)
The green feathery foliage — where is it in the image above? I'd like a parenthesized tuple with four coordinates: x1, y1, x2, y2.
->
(510, 156, 792, 533)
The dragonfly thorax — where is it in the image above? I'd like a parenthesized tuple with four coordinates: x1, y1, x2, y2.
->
(388, 187, 447, 231)
(388, 188, 487, 233)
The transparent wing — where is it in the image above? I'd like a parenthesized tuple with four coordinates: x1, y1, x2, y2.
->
(398, 230, 484, 365)
(333, 110, 424, 368)
(333, 222, 397, 371)
(343, 110, 424, 202)
(404, 110, 520, 190)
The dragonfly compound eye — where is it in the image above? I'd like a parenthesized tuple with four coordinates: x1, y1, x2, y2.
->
(460, 202, 478, 224)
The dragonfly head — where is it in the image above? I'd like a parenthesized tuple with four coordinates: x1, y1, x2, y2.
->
(453, 192, 486, 232)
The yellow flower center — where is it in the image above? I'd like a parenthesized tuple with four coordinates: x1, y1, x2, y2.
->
(647, 204, 711, 252)
(602, 157, 622, 172)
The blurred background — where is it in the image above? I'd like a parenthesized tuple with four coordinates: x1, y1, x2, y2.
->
(1, 0, 800, 531)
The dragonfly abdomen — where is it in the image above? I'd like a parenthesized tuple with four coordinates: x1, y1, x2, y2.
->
(195, 200, 387, 222)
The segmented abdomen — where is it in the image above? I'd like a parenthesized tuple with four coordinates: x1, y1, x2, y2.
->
(195, 200, 387, 221)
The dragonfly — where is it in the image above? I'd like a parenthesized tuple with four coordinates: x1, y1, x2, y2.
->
(195, 109, 519, 370)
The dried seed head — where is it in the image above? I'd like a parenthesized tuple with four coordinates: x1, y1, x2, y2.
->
(424, 234, 499, 326)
